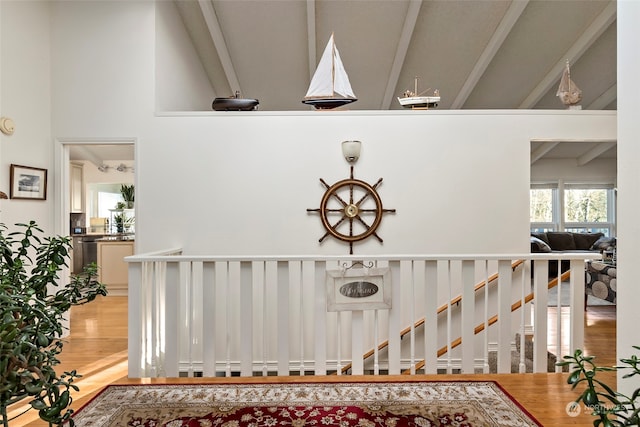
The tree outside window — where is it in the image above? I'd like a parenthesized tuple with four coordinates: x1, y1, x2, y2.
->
(530, 186, 614, 236)
(530, 189, 554, 223)
(564, 189, 608, 223)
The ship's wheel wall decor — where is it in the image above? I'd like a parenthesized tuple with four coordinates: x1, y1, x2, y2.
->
(307, 164, 396, 254)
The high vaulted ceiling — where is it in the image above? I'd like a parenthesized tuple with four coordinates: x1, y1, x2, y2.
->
(68, 1, 618, 167)
(174, 0, 617, 112)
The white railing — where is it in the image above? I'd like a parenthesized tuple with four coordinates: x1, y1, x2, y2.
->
(126, 252, 595, 378)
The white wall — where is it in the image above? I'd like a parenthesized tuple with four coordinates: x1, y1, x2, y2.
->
(138, 111, 615, 256)
(0, 1, 53, 232)
(46, 1, 617, 257)
(2, 0, 631, 378)
(155, 1, 215, 111)
(50, 1, 155, 137)
(617, 0, 640, 397)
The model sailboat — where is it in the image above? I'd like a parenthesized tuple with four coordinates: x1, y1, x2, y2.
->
(212, 90, 259, 111)
(397, 77, 440, 109)
(556, 60, 582, 108)
(302, 33, 357, 109)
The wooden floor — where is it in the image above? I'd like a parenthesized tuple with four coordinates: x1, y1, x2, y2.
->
(12, 297, 617, 427)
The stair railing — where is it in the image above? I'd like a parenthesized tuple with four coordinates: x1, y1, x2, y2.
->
(126, 252, 591, 378)
(339, 260, 527, 375)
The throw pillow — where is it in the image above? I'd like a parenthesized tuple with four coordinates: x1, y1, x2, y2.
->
(531, 236, 552, 253)
(531, 232, 549, 245)
(591, 236, 616, 252)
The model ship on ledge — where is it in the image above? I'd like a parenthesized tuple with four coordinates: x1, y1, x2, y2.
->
(556, 60, 582, 109)
(397, 77, 440, 109)
(302, 33, 357, 110)
(212, 91, 259, 111)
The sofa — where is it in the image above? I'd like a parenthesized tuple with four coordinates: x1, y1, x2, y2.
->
(530, 231, 616, 277)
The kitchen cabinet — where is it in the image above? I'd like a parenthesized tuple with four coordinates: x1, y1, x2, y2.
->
(70, 163, 84, 213)
(97, 240, 134, 296)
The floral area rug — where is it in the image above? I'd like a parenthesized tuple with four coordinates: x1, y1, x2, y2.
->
(72, 381, 541, 427)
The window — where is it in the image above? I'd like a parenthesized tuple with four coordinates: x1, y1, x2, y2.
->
(564, 187, 614, 235)
(530, 188, 555, 226)
(564, 188, 608, 223)
(88, 183, 125, 219)
(530, 184, 615, 236)
(97, 191, 123, 218)
(530, 187, 557, 232)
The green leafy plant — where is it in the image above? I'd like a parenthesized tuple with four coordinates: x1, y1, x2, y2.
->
(0, 221, 107, 426)
(559, 347, 640, 426)
(113, 213, 124, 233)
(113, 213, 134, 234)
(120, 184, 134, 208)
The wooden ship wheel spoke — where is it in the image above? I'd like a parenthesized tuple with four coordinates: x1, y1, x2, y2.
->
(307, 167, 395, 254)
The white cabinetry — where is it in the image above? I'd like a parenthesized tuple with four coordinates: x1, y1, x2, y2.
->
(97, 240, 134, 296)
(70, 163, 84, 213)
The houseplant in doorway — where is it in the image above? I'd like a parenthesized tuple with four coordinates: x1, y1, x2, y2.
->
(0, 221, 107, 426)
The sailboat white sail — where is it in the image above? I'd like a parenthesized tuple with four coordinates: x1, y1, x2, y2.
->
(303, 33, 357, 109)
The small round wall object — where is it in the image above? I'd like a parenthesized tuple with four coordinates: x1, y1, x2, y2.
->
(0, 117, 15, 135)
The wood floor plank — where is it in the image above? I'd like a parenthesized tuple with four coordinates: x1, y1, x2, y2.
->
(14, 297, 617, 427)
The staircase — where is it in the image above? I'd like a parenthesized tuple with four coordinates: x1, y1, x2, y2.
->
(337, 265, 571, 375)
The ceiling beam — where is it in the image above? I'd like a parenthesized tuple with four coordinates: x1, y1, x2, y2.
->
(587, 84, 617, 110)
(71, 146, 105, 168)
(530, 141, 560, 164)
(198, 0, 241, 94)
(519, 2, 616, 108)
(577, 141, 617, 166)
(380, 0, 422, 109)
(450, 0, 528, 109)
(306, 0, 316, 81)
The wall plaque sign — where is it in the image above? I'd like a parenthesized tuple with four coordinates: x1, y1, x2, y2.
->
(326, 266, 391, 312)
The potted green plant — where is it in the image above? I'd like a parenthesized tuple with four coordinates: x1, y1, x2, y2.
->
(120, 184, 134, 209)
(560, 348, 640, 426)
(0, 221, 107, 426)
(113, 212, 124, 233)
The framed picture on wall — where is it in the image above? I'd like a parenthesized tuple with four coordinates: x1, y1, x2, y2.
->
(10, 164, 47, 200)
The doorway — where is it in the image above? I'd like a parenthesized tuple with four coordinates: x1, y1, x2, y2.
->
(54, 138, 135, 339)
(55, 138, 136, 237)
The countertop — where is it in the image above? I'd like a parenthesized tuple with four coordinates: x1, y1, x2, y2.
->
(72, 233, 134, 241)
(96, 236, 135, 242)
